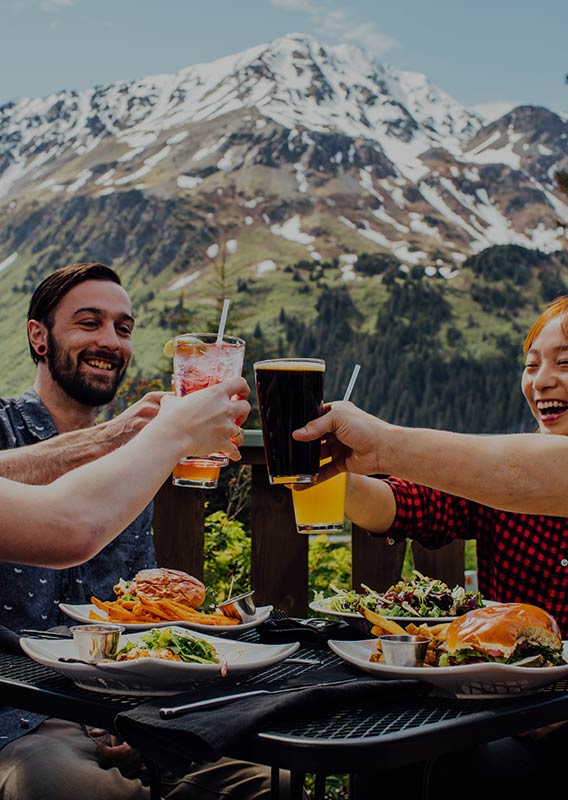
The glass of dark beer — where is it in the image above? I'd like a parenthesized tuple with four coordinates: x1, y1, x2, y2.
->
(254, 358, 325, 485)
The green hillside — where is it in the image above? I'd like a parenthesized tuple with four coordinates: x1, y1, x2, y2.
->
(1, 196, 566, 436)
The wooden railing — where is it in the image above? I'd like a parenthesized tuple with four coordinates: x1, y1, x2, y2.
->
(152, 431, 466, 616)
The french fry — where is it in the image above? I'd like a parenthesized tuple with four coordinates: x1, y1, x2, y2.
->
(88, 592, 241, 626)
(359, 605, 407, 635)
(429, 622, 450, 639)
(154, 598, 239, 626)
(90, 596, 114, 614)
(88, 610, 108, 621)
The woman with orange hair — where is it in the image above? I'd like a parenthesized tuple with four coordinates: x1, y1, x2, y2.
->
(296, 296, 568, 798)
(297, 295, 568, 635)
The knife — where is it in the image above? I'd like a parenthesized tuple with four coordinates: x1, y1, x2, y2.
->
(21, 629, 72, 639)
(159, 678, 357, 718)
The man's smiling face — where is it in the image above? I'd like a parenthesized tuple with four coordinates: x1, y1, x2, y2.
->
(45, 279, 134, 406)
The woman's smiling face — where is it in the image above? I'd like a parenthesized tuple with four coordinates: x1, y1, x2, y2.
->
(522, 315, 568, 435)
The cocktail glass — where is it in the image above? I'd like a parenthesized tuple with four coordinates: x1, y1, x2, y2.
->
(172, 332, 245, 488)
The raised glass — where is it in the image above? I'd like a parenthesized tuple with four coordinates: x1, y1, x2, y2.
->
(254, 357, 325, 485)
(172, 332, 245, 488)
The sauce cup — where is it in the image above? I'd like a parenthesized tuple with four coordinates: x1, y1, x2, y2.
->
(216, 590, 256, 623)
(70, 624, 125, 661)
(379, 634, 430, 667)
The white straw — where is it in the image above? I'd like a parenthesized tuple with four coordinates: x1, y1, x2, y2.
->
(216, 299, 231, 345)
(342, 363, 361, 402)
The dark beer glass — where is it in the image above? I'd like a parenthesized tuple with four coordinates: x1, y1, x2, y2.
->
(254, 358, 325, 485)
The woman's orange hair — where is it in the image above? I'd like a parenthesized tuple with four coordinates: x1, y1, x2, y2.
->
(523, 295, 568, 355)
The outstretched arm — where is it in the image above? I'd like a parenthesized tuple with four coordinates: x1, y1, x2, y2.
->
(0, 379, 250, 567)
(345, 474, 397, 533)
(0, 392, 165, 484)
(294, 401, 568, 516)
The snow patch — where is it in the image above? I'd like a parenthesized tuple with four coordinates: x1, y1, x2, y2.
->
(270, 215, 315, 245)
(66, 169, 92, 193)
(256, 259, 277, 275)
(169, 271, 201, 291)
(167, 130, 189, 145)
(0, 252, 18, 273)
(177, 175, 203, 189)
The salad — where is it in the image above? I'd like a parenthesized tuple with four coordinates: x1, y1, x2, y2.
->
(114, 627, 219, 663)
(315, 570, 484, 619)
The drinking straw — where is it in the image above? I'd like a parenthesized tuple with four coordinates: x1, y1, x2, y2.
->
(216, 298, 231, 345)
(342, 363, 361, 402)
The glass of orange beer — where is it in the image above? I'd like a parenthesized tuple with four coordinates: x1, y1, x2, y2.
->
(291, 459, 346, 534)
(172, 332, 245, 488)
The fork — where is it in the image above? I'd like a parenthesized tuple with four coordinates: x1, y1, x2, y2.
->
(159, 678, 357, 718)
(270, 609, 290, 621)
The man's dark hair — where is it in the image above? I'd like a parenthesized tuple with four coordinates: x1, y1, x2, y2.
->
(27, 262, 122, 364)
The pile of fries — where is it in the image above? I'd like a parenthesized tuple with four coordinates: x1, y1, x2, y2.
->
(89, 595, 239, 626)
(360, 605, 449, 667)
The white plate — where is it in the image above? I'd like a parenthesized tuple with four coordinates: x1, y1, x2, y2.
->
(20, 628, 299, 696)
(328, 638, 568, 699)
(309, 597, 501, 627)
(59, 602, 273, 633)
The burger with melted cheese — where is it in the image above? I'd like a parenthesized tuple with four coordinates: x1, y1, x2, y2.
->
(114, 568, 206, 609)
(439, 603, 564, 667)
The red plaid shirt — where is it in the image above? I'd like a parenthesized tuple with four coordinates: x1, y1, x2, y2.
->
(384, 476, 568, 638)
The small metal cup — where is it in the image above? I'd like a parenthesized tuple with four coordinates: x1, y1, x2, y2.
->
(216, 590, 256, 623)
(379, 634, 430, 667)
(70, 624, 125, 661)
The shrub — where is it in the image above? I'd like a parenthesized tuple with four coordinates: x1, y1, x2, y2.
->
(203, 511, 251, 606)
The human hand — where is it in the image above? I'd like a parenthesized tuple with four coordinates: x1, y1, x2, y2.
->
(293, 400, 392, 478)
(101, 391, 167, 447)
(159, 377, 251, 462)
(88, 729, 145, 778)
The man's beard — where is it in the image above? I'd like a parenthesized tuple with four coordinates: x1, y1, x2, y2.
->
(46, 331, 127, 407)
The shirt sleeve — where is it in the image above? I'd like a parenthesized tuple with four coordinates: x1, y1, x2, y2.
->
(0, 401, 16, 449)
(382, 476, 478, 548)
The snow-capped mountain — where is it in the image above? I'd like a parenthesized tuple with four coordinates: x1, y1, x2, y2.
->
(1, 32, 567, 278)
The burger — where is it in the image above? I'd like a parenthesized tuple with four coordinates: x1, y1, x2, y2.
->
(114, 568, 206, 609)
(439, 603, 565, 667)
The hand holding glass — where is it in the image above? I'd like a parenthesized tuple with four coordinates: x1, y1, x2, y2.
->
(290, 362, 359, 533)
(172, 333, 245, 488)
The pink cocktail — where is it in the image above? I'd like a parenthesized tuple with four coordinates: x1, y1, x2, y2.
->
(172, 332, 245, 488)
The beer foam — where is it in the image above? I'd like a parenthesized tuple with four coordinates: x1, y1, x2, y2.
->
(254, 359, 325, 371)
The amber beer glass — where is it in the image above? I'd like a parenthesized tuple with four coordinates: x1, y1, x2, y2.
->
(254, 358, 325, 485)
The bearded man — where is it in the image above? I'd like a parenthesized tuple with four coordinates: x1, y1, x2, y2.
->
(0, 262, 162, 632)
(0, 263, 272, 800)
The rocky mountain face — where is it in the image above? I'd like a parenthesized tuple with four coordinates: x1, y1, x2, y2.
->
(1, 33, 567, 281)
(0, 34, 567, 405)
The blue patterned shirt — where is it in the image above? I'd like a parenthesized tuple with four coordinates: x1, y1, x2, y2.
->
(0, 387, 157, 748)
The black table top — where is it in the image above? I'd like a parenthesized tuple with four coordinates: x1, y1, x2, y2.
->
(2, 645, 568, 776)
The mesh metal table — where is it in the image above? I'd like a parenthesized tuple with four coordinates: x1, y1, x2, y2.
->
(2, 648, 568, 799)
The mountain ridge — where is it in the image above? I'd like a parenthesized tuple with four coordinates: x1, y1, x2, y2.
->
(0, 33, 567, 416)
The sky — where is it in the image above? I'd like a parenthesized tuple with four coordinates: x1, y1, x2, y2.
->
(1, 0, 566, 117)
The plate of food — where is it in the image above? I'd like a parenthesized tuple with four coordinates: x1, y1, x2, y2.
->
(59, 568, 272, 633)
(20, 626, 299, 696)
(328, 602, 568, 698)
(310, 571, 492, 633)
